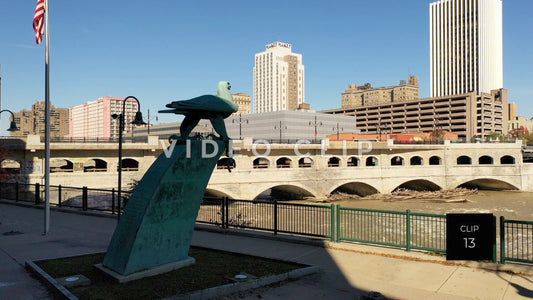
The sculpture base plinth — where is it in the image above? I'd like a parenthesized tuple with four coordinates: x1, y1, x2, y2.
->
(94, 257, 195, 283)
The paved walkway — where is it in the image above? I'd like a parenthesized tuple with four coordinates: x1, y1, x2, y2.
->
(0, 202, 532, 300)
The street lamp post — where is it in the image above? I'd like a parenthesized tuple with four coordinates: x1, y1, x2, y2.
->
(146, 108, 158, 135)
(232, 113, 248, 140)
(333, 123, 344, 141)
(112, 96, 146, 219)
(274, 121, 287, 142)
(309, 115, 322, 143)
(0, 110, 20, 132)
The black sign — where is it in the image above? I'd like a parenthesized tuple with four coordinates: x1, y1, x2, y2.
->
(446, 213, 495, 261)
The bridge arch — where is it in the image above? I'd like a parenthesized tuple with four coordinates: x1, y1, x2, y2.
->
(276, 157, 292, 168)
(429, 156, 442, 165)
(478, 155, 494, 165)
(500, 155, 515, 165)
(121, 158, 139, 171)
(253, 157, 270, 169)
(457, 155, 472, 165)
(365, 156, 379, 167)
(84, 158, 107, 172)
(457, 178, 519, 191)
(410, 155, 423, 166)
(50, 158, 73, 173)
(393, 179, 442, 192)
(298, 157, 313, 168)
(347, 156, 359, 167)
(204, 188, 237, 199)
(216, 157, 236, 170)
(391, 155, 405, 166)
(328, 156, 341, 167)
(253, 183, 316, 200)
(0, 159, 21, 174)
(330, 181, 379, 197)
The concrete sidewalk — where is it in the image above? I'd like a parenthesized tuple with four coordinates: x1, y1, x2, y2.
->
(0, 202, 532, 299)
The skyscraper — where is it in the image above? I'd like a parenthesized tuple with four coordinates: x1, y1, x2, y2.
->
(253, 42, 305, 113)
(430, 0, 503, 97)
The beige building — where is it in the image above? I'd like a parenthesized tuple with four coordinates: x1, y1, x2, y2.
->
(508, 102, 533, 134)
(342, 76, 420, 108)
(12, 101, 69, 138)
(253, 41, 305, 113)
(325, 89, 508, 141)
(232, 93, 251, 115)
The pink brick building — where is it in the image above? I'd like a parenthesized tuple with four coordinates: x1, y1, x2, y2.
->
(69, 96, 140, 139)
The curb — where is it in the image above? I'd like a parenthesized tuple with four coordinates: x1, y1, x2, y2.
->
(164, 266, 320, 300)
(0, 199, 117, 219)
(25, 257, 319, 300)
(194, 224, 329, 248)
(25, 261, 78, 300)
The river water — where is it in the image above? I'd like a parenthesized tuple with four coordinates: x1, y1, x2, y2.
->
(305, 191, 533, 221)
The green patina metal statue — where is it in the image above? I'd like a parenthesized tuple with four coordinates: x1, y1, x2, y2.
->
(100, 82, 238, 281)
(159, 80, 239, 141)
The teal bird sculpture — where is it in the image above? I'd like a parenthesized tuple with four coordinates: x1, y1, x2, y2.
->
(159, 81, 239, 141)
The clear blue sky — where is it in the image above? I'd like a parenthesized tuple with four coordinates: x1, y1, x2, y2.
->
(1, 0, 532, 135)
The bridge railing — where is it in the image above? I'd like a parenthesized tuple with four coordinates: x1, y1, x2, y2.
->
(48, 136, 148, 143)
(252, 138, 323, 144)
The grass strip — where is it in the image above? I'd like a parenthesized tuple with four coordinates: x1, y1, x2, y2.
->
(35, 246, 302, 300)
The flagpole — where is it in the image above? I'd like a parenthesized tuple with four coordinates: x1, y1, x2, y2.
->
(44, 0, 50, 235)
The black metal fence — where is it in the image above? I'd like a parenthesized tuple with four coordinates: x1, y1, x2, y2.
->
(0, 181, 531, 265)
(197, 197, 333, 238)
(0, 182, 131, 215)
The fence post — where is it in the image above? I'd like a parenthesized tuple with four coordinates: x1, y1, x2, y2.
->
(500, 216, 506, 264)
(220, 197, 225, 228)
(35, 183, 40, 204)
(274, 200, 278, 235)
(82, 186, 88, 211)
(335, 204, 340, 243)
(330, 204, 335, 242)
(224, 197, 229, 228)
(492, 215, 497, 263)
(111, 188, 116, 215)
(406, 209, 411, 252)
(15, 182, 19, 202)
(57, 185, 62, 207)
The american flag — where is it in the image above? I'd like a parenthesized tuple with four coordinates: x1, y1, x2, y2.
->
(33, 0, 45, 44)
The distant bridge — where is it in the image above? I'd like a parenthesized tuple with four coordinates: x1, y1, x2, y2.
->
(1, 135, 532, 199)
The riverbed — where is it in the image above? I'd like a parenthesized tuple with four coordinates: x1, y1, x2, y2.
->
(305, 190, 533, 220)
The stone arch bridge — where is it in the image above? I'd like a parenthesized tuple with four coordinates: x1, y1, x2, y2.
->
(1, 135, 532, 200)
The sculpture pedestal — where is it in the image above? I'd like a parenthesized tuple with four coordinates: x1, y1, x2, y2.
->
(102, 140, 225, 277)
(95, 257, 195, 283)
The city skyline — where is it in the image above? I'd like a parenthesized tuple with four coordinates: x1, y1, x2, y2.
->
(0, 0, 532, 135)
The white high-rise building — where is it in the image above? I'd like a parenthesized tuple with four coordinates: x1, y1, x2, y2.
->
(430, 0, 503, 97)
(253, 42, 305, 113)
